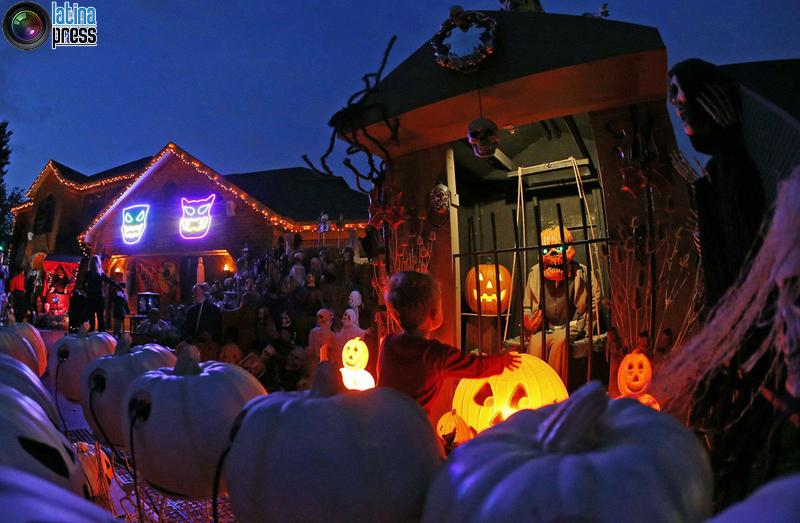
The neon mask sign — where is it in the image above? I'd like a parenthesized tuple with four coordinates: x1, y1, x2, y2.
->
(121, 204, 150, 244)
(179, 194, 216, 239)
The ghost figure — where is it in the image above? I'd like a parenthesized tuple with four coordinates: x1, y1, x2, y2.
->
(467, 118, 500, 158)
(348, 291, 363, 325)
(336, 308, 366, 360)
(308, 309, 336, 364)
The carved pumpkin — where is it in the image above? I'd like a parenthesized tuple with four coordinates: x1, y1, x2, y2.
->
(225, 363, 442, 523)
(124, 346, 266, 498)
(708, 473, 800, 523)
(340, 337, 375, 391)
(79, 337, 177, 448)
(0, 465, 115, 523)
(424, 382, 713, 523)
(464, 263, 512, 315)
(435, 409, 474, 445)
(452, 353, 568, 434)
(49, 326, 116, 402)
(0, 385, 89, 498)
(0, 353, 59, 427)
(617, 350, 653, 396)
(5, 319, 47, 376)
(0, 329, 39, 376)
(540, 225, 576, 282)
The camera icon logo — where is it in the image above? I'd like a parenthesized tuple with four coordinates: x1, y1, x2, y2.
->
(3, 1, 51, 50)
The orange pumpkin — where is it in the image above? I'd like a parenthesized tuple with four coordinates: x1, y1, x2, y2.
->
(435, 409, 474, 445)
(633, 393, 661, 411)
(464, 263, 512, 315)
(452, 353, 568, 434)
(540, 226, 576, 282)
(617, 350, 653, 396)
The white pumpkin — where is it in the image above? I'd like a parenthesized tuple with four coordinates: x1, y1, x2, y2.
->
(6, 319, 47, 376)
(708, 474, 800, 523)
(0, 384, 89, 498)
(79, 336, 176, 448)
(0, 328, 39, 376)
(49, 326, 116, 402)
(225, 362, 443, 523)
(0, 353, 59, 427)
(0, 465, 115, 523)
(124, 346, 266, 498)
(423, 381, 713, 523)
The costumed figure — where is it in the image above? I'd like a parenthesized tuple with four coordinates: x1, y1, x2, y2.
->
(524, 226, 595, 382)
(347, 290, 363, 325)
(334, 308, 366, 368)
(307, 309, 336, 364)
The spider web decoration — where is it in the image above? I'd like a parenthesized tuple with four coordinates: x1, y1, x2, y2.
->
(303, 35, 400, 195)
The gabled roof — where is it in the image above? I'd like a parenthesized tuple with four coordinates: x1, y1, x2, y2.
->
(24, 156, 149, 200)
(225, 168, 368, 222)
(50, 161, 87, 183)
(358, 11, 665, 126)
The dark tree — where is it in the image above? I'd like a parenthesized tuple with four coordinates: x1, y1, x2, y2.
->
(0, 121, 23, 249)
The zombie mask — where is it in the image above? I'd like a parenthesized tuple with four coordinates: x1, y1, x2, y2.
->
(467, 118, 500, 158)
(121, 204, 149, 244)
(539, 226, 576, 282)
(179, 194, 216, 239)
(306, 274, 317, 288)
(316, 309, 333, 330)
(430, 183, 451, 215)
(342, 309, 357, 328)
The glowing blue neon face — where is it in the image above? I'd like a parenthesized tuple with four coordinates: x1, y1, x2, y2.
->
(121, 204, 150, 244)
(179, 194, 215, 239)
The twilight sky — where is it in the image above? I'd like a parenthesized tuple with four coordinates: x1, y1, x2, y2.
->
(1, 0, 798, 191)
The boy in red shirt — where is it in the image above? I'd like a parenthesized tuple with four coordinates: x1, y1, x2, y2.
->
(377, 271, 521, 415)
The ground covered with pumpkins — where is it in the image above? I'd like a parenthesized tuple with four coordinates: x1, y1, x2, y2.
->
(0, 311, 798, 522)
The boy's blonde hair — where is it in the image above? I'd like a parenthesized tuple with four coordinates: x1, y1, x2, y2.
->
(385, 271, 440, 330)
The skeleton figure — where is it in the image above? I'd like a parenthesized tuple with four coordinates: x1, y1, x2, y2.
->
(467, 118, 500, 158)
(307, 309, 336, 364)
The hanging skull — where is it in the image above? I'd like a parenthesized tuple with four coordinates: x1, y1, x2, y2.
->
(467, 118, 500, 159)
(430, 183, 451, 216)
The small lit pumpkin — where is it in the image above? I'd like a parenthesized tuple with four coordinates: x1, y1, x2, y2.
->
(79, 336, 176, 448)
(0, 328, 39, 376)
(464, 263, 512, 315)
(452, 353, 568, 434)
(708, 473, 800, 523)
(617, 350, 653, 397)
(339, 337, 375, 391)
(436, 409, 474, 445)
(49, 325, 116, 402)
(423, 382, 713, 523)
(5, 318, 47, 376)
(0, 385, 89, 498)
(225, 362, 443, 523)
(540, 225, 576, 282)
(0, 353, 59, 427)
(0, 465, 116, 523)
(124, 346, 266, 498)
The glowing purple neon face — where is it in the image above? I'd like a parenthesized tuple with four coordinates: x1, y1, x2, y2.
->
(121, 204, 150, 244)
(179, 194, 215, 239)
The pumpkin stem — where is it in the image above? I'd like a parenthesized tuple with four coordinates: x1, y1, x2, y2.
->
(174, 345, 202, 376)
(115, 334, 133, 356)
(309, 361, 346, 398)
(535, 381, 607, 453)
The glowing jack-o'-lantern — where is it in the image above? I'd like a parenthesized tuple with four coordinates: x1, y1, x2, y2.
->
(617, 350, 653, 396)
(339, 337, 375, 391)
(540, 226, 576, 282)
(452, 353, 567, 434)
(464, 263, 512, 315)
(435, 409, 474, 445)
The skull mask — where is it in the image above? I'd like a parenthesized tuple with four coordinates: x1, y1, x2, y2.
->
(316, 309, 333, 330)
(430, 183, 451, 215)
(467, 118, 500, 158)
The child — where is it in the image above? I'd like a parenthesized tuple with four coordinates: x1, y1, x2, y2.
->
(377, 271, 521, 415)
(110, 283, 130, 337)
